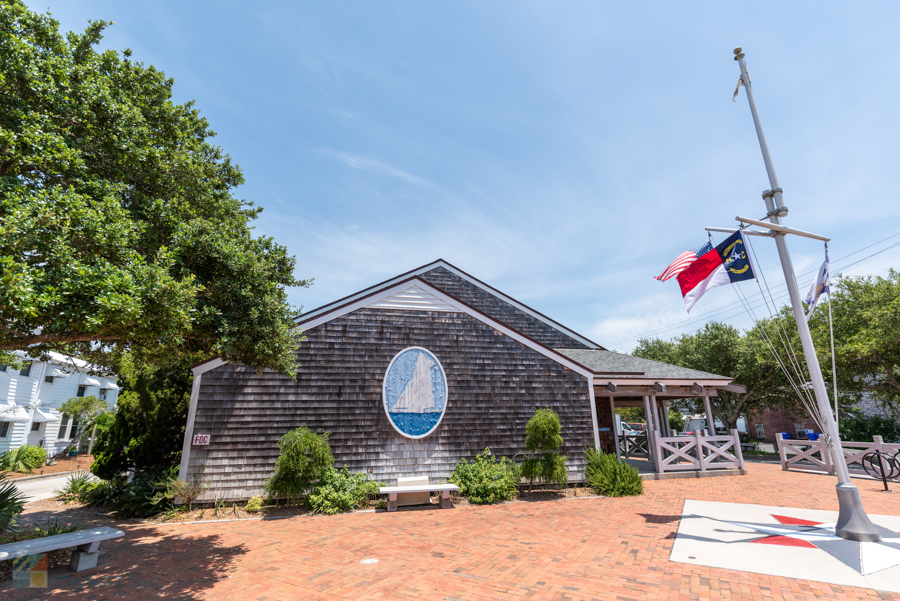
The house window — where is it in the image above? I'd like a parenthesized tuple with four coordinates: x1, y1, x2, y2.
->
(57, 414, 70, 439)
(0, 365, 7, 372)
(19, 362, 32, 377)
(30, 421, 41, 432)
(794, 423, 806, 438)
(77, 385, 86, 397)
(99, 390, 108, 401)
(69, 418, 79, 439)
(0, 422, 10, 438)
(755, 424, 765, 439)
(44, 375, 55, 384)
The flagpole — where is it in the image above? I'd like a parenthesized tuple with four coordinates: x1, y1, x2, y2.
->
(733, 47, 880, 542)
(827, 253, 839, 429)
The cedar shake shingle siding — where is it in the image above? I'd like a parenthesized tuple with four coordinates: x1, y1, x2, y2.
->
(187, 308, 593, 502)
(418, 267, 592, 350)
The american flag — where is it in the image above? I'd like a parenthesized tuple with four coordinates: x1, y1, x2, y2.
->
(654, 241, 713, 282)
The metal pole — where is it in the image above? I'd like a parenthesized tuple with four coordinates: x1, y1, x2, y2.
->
(827, 260, 839, 429)
(734, 47, 881, 542)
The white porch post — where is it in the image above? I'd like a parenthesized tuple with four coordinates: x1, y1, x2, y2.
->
(703, 396, 715, 435)
(650, 395, 662, 435)
(643, 395, 657, 471)
(609, 398, 621, 460)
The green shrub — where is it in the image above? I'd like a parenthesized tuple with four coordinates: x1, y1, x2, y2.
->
(77, 468, 178, 518)
(0, 446, 43, 474)
(245, 495, 264, 514)
(306, 467, 380, 515)
(584, 447, 643, 497)
(18, 445, 47, 469)
(56, 472, 93, 503)
(520, 408, 568, 491)
(449, 448, 519, 505)
(0, 474, 26, 532)
(265, 427, 334, 503)
(839, 411, 900, 444)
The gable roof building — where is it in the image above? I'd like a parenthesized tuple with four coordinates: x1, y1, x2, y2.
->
(180, 260, 738, 501)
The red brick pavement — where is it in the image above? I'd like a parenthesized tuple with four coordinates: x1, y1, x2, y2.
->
(4, 463, 900, 601)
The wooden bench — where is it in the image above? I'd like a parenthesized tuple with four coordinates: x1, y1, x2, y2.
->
(0, 527, 124, 572)
(378, 484, 460, 512)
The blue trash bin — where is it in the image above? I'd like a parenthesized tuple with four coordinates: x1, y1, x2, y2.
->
(781, 432, 792, 440)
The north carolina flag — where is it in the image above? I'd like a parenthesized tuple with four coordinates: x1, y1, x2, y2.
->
(676, 231, 756, 312)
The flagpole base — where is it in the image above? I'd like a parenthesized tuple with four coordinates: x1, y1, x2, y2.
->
(835, 483, 882, 542)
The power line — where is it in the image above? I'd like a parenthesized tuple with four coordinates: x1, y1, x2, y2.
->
(605, 230, 900, 346)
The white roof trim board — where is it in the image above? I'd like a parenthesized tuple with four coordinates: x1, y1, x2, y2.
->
(0, 405, 31, 423)
(299, 279, 595, 380)
(296, 260, 601, 349)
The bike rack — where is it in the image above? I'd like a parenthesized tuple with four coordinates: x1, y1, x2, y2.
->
(862, 451, 900, 492)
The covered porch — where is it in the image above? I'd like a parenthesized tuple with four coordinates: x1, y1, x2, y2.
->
(556, 349, 748, 478)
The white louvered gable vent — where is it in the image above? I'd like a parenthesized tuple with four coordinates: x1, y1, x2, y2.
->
(367, 285, 456, 312)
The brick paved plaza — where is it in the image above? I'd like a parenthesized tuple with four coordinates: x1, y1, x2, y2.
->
(6, 463, 900, 601)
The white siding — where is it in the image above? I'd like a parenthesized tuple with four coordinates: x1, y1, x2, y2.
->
(0, 356, 119, 454)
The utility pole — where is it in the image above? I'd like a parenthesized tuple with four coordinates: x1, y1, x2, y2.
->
(733, 47, 881, 542)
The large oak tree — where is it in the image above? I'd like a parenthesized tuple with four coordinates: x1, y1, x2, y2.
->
(0, 1, 309, 375)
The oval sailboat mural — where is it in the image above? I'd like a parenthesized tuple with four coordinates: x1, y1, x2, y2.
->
(383, 347, 448, 438)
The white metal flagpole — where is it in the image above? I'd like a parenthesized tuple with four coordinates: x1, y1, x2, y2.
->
(733, 47, 881, 542)
(827, 255, 839, 429)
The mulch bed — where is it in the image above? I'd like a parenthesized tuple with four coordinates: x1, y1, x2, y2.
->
(5, 455, 95, 479)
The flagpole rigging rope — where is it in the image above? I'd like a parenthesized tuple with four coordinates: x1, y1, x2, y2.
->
(737, 231, 826, 431)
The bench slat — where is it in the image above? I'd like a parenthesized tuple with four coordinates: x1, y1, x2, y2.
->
(0, 527, 124, 560)
(379, 484, 460, 494)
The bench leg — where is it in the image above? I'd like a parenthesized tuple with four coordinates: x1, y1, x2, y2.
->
(440, 490, 452, 509)
(387, 493, 397, 512)
(69, 550, 99, 572)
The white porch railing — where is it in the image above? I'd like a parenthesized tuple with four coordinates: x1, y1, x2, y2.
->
(776, 433, 900, 476)
(652, 429, 745, 473)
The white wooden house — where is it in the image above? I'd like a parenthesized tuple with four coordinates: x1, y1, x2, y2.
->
(0, 352, 119, 456)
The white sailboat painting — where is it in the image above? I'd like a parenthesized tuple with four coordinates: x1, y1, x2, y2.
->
(383, 347, 448, 438)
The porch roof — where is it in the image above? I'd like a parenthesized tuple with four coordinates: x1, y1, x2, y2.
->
(553, 349, 731, 381)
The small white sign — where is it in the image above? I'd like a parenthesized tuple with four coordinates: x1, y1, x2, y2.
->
(192, 434, 210, 446)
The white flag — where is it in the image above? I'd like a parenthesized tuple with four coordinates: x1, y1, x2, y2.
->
(804, 252, 830, 321)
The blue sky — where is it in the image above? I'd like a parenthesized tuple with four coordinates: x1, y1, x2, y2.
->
(33, 1, 900, 351)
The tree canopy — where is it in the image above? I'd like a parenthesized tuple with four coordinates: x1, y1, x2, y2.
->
(633, 269, 900, 429)
(0, 1, 309, 374)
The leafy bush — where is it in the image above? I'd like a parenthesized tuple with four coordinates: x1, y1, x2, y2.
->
(839, 411, 900, 444)
(56, 472, 93, 503)
(450, 448, 519, 505)
(265, 427, 334, 503)
(520, 408, 568, 491)
(245, 495, 264, 514)
(19, 445, 47, 468)
(0, 446, 43, 474)
(307, 467, 380, 515)
(76, 468, 178, 518)
(584, 447, 643, 497)
(165, 474, 210, 511)
(0, 474, 26, 532)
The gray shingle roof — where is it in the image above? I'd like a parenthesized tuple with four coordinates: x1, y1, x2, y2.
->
(553, 349, 731, 381)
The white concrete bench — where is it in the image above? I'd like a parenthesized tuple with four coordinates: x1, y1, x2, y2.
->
(0, 526, 124, 571)
(379, 484, 460, 512)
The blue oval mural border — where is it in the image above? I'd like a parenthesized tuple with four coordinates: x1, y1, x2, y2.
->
(382, 346, 449, 439)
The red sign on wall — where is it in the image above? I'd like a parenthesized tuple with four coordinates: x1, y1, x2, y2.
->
(192, 434, 210, 446)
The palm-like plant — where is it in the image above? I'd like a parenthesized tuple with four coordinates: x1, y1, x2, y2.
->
(0, 473, 27, 532)
(0, 447, 41, 474)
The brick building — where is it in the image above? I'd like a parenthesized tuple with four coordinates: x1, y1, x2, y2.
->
(748, 407, 822, 443)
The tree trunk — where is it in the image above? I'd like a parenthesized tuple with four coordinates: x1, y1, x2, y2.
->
(87, 424, 97, 455)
